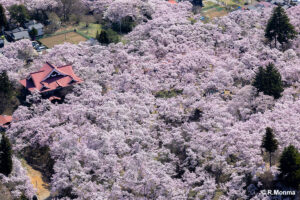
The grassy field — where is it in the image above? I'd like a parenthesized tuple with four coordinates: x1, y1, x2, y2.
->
(203, 7, 228, 18)
(39, 32, 88, 48)
(55, 22, 101, 38)
(200, 0, 253, 20)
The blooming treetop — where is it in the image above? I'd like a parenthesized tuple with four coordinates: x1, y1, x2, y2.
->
(1, 0, 300, 199)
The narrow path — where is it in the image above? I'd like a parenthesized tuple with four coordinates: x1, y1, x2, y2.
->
(21, 160, 51, 200)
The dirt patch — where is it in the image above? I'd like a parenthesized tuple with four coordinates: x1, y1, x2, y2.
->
(22, 160, 50, 200)
(22, 146, 55, 181)
(39, 32, 88, 48)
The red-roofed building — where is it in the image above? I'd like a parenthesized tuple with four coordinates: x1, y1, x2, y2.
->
(48, 96, 61, 101)
(168, 0, 178, 4)
(48, 96, 62, 103)
(0, 115, 12, 130)
(20, 62, 83, 96)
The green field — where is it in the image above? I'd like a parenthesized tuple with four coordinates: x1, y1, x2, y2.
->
(201, 0, 253, 20)
(40, 31, 88, 48)
(55, 22, 101, 38)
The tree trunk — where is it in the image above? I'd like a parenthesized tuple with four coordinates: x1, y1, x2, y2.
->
(63, 3, 66, 21)
(269, 153, 272, 167)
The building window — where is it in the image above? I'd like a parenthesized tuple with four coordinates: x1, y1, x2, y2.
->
(50, 71, 59, 77)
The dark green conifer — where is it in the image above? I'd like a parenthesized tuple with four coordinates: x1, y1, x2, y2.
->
(29, 27, 38, 40)
(252, 63, 283, 99)
(0, 71, 13, 95)
(97, 30, 109, 44)
(0, 71, 14, 113)
(8, 4, 30, 26)
(0, 133, 13, 176)
(0, 4, 7, 31)
(279, 145, 300, 188)
(261, 127, 278, 167)
(265, 6, 297, 48)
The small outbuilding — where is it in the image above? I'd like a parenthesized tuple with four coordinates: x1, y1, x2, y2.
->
(25, 20, 44, 37)
(5, 27, 30, 41)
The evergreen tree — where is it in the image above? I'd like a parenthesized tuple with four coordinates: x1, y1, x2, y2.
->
(0, 133, 13, 176)
(97, 30, 109, 44)
(0, 4, 7, 32)
(29, 27, 38, 40)
(253, 66, 265, 93)
(192, 0, 203, 7)
(0, 71, 13, 96)
(0, 71, 14, 113)
(265, 6, 297, 48)
(279, 145, 300, 188)
(252, 63, 283, 99)
(261, 127, 278, 167)
(8, 4, 30, 26)
(112, 16, 136, 34)
(120, 16, 135, 33)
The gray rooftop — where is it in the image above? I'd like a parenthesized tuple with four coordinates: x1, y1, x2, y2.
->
(5, 27, 30, 40)
(12, 31, 30, 40)
(25, 20, 44, 30)
(247, 5, 257, 9)
(28, 23, 44, 30)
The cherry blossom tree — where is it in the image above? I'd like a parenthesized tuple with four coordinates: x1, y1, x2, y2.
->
(1, 1, 300, 199)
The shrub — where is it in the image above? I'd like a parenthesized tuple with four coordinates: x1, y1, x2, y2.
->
(258, 170, 274, 189)
(154, 89, 183, 98)
(97, 29, 120, 44)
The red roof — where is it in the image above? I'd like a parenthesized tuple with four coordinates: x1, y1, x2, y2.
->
(48, 96, 61, 101)
(168, 0, 177, 4)
(0, 115, 12, 127)
(19, 62, 83, 93)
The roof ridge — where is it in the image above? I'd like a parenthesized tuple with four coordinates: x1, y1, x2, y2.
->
(57, 64, 71, 68)
(46, 62, 56, 69)
(20, 62, 83, 93)
(56, 80, 61, 87)
(30, 70, 45, 75)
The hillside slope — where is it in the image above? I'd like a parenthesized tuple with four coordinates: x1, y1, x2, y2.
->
(1, 1, 300, 199)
